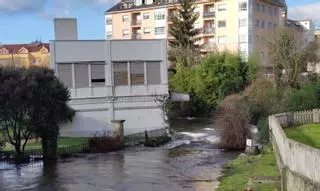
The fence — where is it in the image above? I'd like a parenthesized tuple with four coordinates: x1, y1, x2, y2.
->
(269, 109, 320, 191)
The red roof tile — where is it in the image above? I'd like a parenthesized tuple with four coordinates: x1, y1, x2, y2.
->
(0, 43, 49, 54)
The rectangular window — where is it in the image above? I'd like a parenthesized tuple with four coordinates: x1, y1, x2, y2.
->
(208, 5, 215, 12)
(218, 20, 226, 28)
(268, 22, 272, 29)
(75, 64, 89, 88)
(91, 64, 105, 87)
(239, 2, 247, 11)
(261, 4, 265, 12)
(107, 35, 112, 40)
(274, 23, 277, 28)
(58, 64, 73, 88)
(154, 12, 165, 20)
(155, 27, 165, 35)
(143, 13, 150, 20)
(144, 27, 151, 34)
(274, 8, 278, 16)
(269, 7, 272, 15)
(122, 15, 129, 22)
(106, 18, 112, 25)
(261, 20, 265, 28)
(113, 62, 128, 86)
(256, 3, 260, 12)
(194, 22, 201, 29)
(218, 36, 226, 44)
(147, 61, 161, 84)
(256, 19, 260, 27)
(239, 34, 247, 43)
(123, 29, 129, 37)
(218, 4, 227, 11)
(239, 19, 247, 27)
(130, 62, 144, 85)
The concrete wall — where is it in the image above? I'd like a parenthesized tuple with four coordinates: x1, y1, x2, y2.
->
(269, 113, 320, 191)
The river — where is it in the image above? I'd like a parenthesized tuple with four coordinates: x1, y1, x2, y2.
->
(0, 118, 238, 191)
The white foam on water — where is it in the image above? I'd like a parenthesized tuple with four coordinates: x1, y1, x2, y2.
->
(204, 128, 215, 131)
(167, 140, 191, 149)
(180, 132, 208, 139)
(205, 136, 220, 144)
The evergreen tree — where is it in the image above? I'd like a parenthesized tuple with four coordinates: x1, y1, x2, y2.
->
(169, 0, 200, 49)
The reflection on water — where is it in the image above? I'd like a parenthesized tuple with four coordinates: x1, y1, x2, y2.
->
(0, 118, 238, 191)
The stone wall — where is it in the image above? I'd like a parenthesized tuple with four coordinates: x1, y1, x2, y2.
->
(269, 112, 320, 191)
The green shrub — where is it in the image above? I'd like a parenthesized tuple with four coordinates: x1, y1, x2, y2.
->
(257, 118, 269, 144)
(284, 82, 320, 111)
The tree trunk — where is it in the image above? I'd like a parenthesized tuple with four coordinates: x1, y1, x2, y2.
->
(42, 135, 58, 161)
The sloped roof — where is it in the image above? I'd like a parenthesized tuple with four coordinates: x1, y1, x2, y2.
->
(0, 43, 49, 54)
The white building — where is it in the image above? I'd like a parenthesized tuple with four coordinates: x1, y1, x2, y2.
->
(298, 20, 315, 43)
(50, 18, 169, 137)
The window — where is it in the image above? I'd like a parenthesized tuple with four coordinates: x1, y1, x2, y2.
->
(218, 36, 226, 44)
(260, 51, 265, 59)
(261, 20, 265, 28)
(239, 34, 247, 43)
(239, 19, 247, 27)
(208, 5, 215, 12)
(114, 62, 128, 86)
(218, 20, 226, 28)
(144, 27, 151, 34)
(268, 22, 272, 29)
(155, 27, 165, 35)
(58, 64, 73, 88)
(75, 64, 89, 88)
(256, 3, 260, 12)
(194, 22, 201, 29)
(218, 4, 227, 11)
(122, 15, 129, 22)
(91, 64, 105, 87)
(256, 19, 260, 27)
(123, 29, 129, 37)
(147, 62, 161, 84)
(261, 4, 265, 12)
(274, 8, 278, 16)
(106, 18, 112, 25)
(143, 13, 150, 20)
(130, 62, 144, 85)
(154, 12, 165, 20)
(239, 2, 247, 11)
(107, 35, 112, 40)
(269, 7, 272, 15)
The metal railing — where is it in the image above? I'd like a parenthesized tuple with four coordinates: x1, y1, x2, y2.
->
(132, 33, 142, 39)
(203, 11, 215, 18)
(131, 19, 142, 25)
(203, 27, 215, 34)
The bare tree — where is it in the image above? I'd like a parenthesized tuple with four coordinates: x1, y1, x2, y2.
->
(268, 27, 306, 89)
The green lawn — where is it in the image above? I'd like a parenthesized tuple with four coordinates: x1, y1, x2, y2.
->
(218, 146, 280, 191)
(2, 137, 88, 152)
(284, 124, 320, 149)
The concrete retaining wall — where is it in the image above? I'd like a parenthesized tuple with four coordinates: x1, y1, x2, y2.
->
(269, 112, 320, 191)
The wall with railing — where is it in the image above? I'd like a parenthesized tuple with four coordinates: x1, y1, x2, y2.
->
(269, 109, 320, 191)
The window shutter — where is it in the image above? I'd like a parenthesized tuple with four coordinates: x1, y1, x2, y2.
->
(91, 64, 105, 87)
(147, 61, 161, 84)
(75, 64, 89, 88)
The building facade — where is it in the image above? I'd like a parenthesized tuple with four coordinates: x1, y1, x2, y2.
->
(51, 19, 169, 137)
(0, 43, 50, 68)
(105, 0, 287, 72)
(315, 29, 320, 42)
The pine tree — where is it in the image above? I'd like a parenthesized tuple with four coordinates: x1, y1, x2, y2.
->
(169, 0, 200, 49)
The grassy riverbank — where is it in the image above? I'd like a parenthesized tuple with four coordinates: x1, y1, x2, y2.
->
(218, 146, 280, 191)
(284, 124, 320, 149)
(2, 137, 88, 152)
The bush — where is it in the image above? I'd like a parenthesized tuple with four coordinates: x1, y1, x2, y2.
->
(216, 95, 251, 150)
(284, 82, 320, 111)
(257, 118, 269, 144)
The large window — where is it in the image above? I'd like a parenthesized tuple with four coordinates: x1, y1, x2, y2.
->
(218, 20, 226, 28)
(218, 4, 227, 11)
(261, 20, 265, 28)
(58, 63, 73, 88)
(130, 62, 144, 85)
(155, 27, 165, 35)
(106, 18, 112, 25)
(147, 61, 161, 84)
(143, 13, 151, 20)
(122, 15, 129, 22)
(154, 12, 165, 20)
(144, 27, 151, 34)
(123, 29, 129, 37)
(75, 64, 89, 88)
(239, 2, 247, 11)
(114, 62, 128, 86)
(91, 64, 105, 87)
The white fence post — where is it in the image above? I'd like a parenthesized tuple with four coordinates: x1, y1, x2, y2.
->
(313, 109, 320, 123)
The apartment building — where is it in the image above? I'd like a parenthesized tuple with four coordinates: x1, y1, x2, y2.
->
(51, 19, 169, 137)
(315, 29, 320, 42)
(105, 0, 287, 72)
(0, 42, 50, 68)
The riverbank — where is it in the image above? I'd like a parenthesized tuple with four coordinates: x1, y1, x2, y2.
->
(218, 146, 280, 191)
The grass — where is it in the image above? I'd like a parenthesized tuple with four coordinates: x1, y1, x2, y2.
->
(2, 137, 88, 152)
(218, 146, 280, 191)
(284, 124, 320, 149)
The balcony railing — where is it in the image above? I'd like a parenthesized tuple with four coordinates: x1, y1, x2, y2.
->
(201, 43, 216, 51)
(131, 19, 142, 25)
(202, 27, 215, 34)
(203, 11, 215, 18)
(132, 33, 142, 39)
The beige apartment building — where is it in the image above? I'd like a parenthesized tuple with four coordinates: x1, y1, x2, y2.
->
(105, 0, 287, 72)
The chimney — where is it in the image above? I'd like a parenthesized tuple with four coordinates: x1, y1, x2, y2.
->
(54, 18, 78, 40)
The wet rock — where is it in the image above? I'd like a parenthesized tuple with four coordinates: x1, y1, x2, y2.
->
(245, 146, 260, 155)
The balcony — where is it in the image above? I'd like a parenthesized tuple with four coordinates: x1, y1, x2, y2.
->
(203, 11, 215, 18)
(202, 27, 215, 35)
(131, 19, 142, 26)
(132, 33, 142, 39)
(201, 43, 216, 52)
